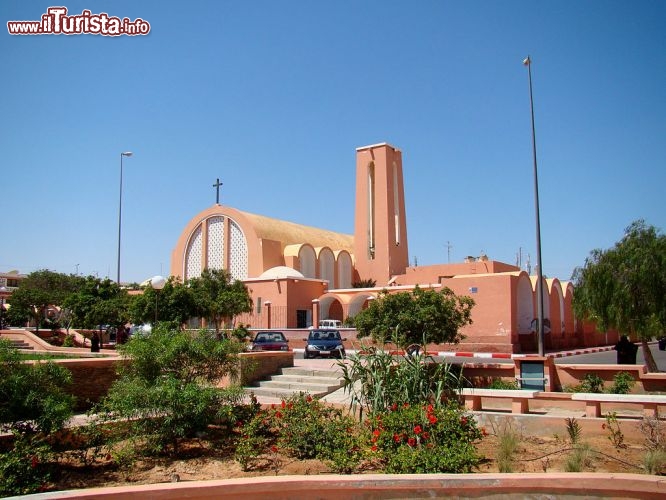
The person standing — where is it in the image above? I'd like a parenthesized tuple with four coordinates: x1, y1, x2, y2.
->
(614, 335, 638, 364)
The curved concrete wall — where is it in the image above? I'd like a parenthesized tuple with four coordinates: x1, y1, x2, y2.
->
(29, 473, 665, 499)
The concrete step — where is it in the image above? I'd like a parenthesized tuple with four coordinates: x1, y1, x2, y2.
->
(8, 340, 34, 350)
(256, 380, 342, 392)
(279, 367, 343, 378)
(274, 374, 344, 385)
(245, 366, 344, 402)
(244, 386, 330, 400)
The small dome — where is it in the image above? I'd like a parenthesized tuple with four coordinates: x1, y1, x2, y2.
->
(258, 266, 305, 280)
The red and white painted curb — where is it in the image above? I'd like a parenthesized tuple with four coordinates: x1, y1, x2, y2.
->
(295, 345, 621, 360)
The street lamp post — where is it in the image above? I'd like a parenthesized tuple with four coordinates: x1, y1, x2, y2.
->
(117, 152, 133, 285)
(524, 56, 546, 357)
(150, 275, 166, 324)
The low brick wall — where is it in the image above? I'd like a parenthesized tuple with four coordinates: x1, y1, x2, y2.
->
(39, 358, 126, 411)
(238, 351, 294, 386)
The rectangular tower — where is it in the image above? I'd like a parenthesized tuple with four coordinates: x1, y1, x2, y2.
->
(354, 143, 409, 286)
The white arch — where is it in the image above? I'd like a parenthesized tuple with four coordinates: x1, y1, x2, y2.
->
(317, 247, 335, 288)
(516, 273, 533, 334)
(336, 251, 353, 289)
(348, 292, 377, 318)
(298, 245, 316, 278)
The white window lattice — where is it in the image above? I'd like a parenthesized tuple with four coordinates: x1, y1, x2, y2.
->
(185, 225, 203, 280)
(229, 219, 248, 280)
(206, 216, 225, 271)
(338, 252, 352, 289)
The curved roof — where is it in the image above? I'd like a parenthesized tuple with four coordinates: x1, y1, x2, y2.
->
(258, 266, 305, 280)
(239, 210, 353, 253)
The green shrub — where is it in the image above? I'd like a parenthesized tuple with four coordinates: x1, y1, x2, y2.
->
(609, 372, 635, 394)
(0, 339, 74, 435)
(566, 417, 582, 445)
(487, 379, 519, 390)
(564, 443, 592, 472)
(96, 326, 244, 456)
(234, 393, 365, 473)
(338, 344, 465, 418)
(0, 433, 52, 496)
(493, 419, 521, 473)
(367, 402, 482, 473)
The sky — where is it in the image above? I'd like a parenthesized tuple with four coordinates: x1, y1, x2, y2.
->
(1, 1, 665, 284)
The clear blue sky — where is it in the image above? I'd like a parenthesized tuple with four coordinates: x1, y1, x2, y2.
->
(2, 1, 664, 284)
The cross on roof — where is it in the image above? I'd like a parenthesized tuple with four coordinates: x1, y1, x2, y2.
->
(213, 178, 223, 205)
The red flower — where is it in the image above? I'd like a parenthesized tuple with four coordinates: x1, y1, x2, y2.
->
(281, 401, 286, 409)
(270, 445, 278, 453)
(275, 411, 282, 419)
(426, 404, 434, 413)
(235, 421, 244, 427)
(393, 434, 402, 443)
(391, 403, 398, 411)
(407, 438, 416, 447)
(288, 402, 293, 409)
(481, 427, 488, 436)
(403, 403, 410, 408)
(371, 445, 378, 452)
(306, 395, 313, 402)
(460, 417, 468, 426)
(414, 425, 423, 435)
(271, 404, 276, 409)
(106, 453, 112, 461)
(428, 415, 438, 424)
(373, 429, 381, 437)
(31, 456, 39, 468)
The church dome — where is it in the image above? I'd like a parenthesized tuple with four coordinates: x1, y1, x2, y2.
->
(258, 266, 305, 280)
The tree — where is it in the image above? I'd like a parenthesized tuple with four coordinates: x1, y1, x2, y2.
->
(573, 220, 666, 372)
(7, 270, 83, 332)
(128, 277, 196, 327)
(62, 276, 130, 331)
(353, 286, 475, 349)
(188, 269, 253, 334)
(96, 325, 244, 455)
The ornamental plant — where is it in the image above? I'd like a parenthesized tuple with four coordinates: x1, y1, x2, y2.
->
(234, 393, 366, 473)
(365, 402, 483, 473)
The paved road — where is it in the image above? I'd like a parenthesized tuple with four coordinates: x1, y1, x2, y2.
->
(553, 343, 666, 371)
(295, 343, 666, 372)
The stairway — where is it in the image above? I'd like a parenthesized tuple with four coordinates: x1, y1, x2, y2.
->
(245, 366, 344, 401)
(6, 339, 34, 350)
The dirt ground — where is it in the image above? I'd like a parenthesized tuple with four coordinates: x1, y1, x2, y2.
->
(48, 429, 656, 493)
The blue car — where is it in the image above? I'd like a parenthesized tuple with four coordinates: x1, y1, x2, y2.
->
(304, 329, 346, 359)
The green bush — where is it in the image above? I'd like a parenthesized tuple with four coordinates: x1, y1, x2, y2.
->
(234, 393, 365, 473)
(0, 433, 52, 497)
(609, 371, 635, 394)
(487, 379, 519, 390)
(96, 326, 244, 456)
(0, 338, 74, 435)
(338, 344, 465, 418)
(367, 402, 483, 473)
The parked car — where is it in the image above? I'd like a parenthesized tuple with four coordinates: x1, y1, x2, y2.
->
(249, 331, 289, 352)
(303, 329, 346, 359)
(318, 319, 343, 329)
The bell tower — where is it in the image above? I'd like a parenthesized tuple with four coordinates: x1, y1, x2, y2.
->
(353, 143, 409, 285)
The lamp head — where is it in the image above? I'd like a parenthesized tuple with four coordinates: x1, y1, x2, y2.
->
(121, 151, 133, 157)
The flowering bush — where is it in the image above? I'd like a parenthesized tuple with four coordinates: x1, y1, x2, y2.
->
(234, 393, 365, 473)
(366, 402, 483, 473)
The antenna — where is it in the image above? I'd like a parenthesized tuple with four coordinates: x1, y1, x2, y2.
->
(446, 241, 453, 263)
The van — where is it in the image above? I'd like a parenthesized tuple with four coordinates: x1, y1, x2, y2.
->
(318, 319, 343, 329)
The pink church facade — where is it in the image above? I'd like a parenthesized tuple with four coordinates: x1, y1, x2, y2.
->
(171, 143, 610, 353)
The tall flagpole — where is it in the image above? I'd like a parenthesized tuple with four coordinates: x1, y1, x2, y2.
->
(524, 55, 545, 357)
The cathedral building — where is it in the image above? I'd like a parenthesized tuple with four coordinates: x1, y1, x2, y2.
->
(171, 143, 588, 353)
